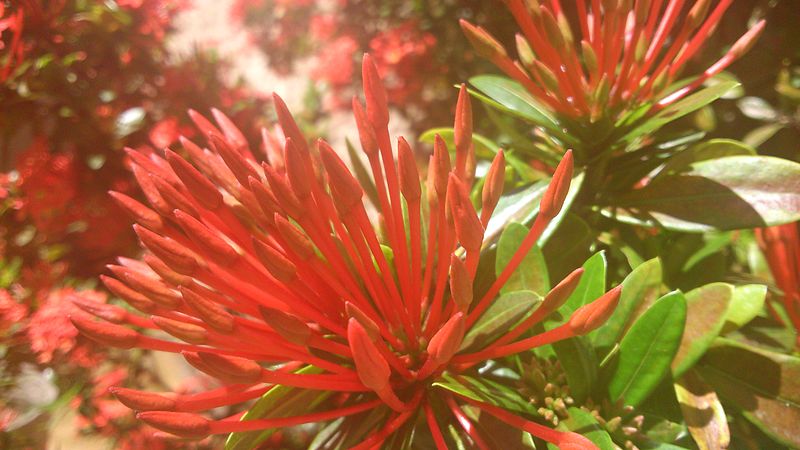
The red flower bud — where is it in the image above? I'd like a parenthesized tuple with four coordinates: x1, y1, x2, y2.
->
(110, 387, 176, 411)
(568, 285, 622, 335)
(137, 411, 211, 439)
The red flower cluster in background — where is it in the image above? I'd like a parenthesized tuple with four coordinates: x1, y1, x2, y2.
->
(1, 1, 270, 448)
(230, 0, 507, 131)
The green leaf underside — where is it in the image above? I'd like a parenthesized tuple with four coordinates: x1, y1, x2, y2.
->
(621, 81, 740, 143)
(671, 283, 733, 378)
(674, 370, 730, 450)
(460, 290, 542, 352)
(610, 155, 800, 232)
(593, 258, 662, 349)
(433, 373, 538, 417)
(697, 339, 800, 447)
(225, 366, 326, 450)
(722, 284, 767, 333)
(496, 223, 550, 296)
(547, 407, 615, 450)
(608, 291, 687, 407)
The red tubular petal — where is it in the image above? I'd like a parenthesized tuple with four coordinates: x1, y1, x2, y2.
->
(453, 84, 473, 179)
(130, 164, 170, 216)
(539, 150, 574, 220)
(272, 93, 308, 153)
(397, 137, 421, 202)
(173, 209, 239, 266)
(318, 139, 364, 213)
(209, 133, 258, 187)
(259, 306, 312, 346)
(352, 98, 379, 155)
(568, 285, 622, 335)
(149, 173, 198, 217)
(109, 191, 164, 231)
(432, 135, 451, 197)
(71, 297, 127, 324)
(152, 316, 208, 345)
(251, 237, 297, 283)
(347, 318, 390, 392)
(248, 176, 284, 220)
(480, 150, 505, 225)
(211, 108, 248, 152)
(197, 352, 264, 384)
(361, 54, 389, 128)
(283, 138, 313, 200)
(137, 411, 211, 439)
(447, 175, 484, 253)
(107, 265, 181, 309)
(188, 109, 222, 140)
(70, 315, 139, 349)
(345, 302, 381, 340)
(262, 162, 303, 218)
(165, 149, 222, 210)
(143, 253, 194, 287)
(449, 256, 473, 311)
(179, 285, 235, 333)
(101, 275, 158, 313)
(110, 387, 176, 411)
(273, 214, 315, 260)
(134, 224, 199, 275)
(427, 312, 466, 365)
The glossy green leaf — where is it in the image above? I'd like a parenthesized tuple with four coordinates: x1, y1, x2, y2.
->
(672, 283, 733, 378)
(433, 373, 537, 417)
(345, 138, 379, 207)
(226, 366, 327, 450)
(608, 291, 687, 407)
(722, 284, 767, 333)
(622, 81, 739, 143)
(657, 139, 755, 178)
(674, 370, 729, 450)
(697, 338, 800, 448)
(547, 407, 615, 450)
(552, 336, 597, 403)
(460, 290, 542, 351)
(559, 251, 607, 319)
(418, 128, 499, 158)
(483, 172, 584, 248)
(743, 123, 784, 148)
(469, 75, 563, 137)
(593, 258, 663, 349)
(496, 223, 549, 295)
(611, 155, 800, 232)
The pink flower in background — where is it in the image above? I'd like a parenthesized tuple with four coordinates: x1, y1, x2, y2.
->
(27, 288, 107, 366)
(0, 289, 27, 333)
(312, 35, 359, 88)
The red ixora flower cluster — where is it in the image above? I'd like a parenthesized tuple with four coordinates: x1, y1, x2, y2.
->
(756, 224, 800, 346)
(461, 0, 765, 122)
(72, 55, 621, 448)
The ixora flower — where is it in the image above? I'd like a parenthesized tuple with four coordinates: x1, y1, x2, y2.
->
(71, 55, 621, 448)
(461, 0, 765, 124)
(756, 224, 800, 345)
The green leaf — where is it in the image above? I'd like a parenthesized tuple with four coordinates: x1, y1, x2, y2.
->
(496, 223, 549, 295)
(483, 172, 584, 249)
(608, 291, 687, 407)
(433, 373, 537, 417)
(674, 370, 730, 450)
(559, 251, 607, 319)
(418, 128, 500, 159)
(722, 284, 767, 333)
(346, 138, 379, 208)
(622, 82, 739, 143)
(468, 75, 565, 139)
(697, 338, 800, 448)
(611, 155, 800, 232)
(743, 123, 784, 148)
(657, 139, 756, 177)
(547, 407, 615, 450)
(225, 366, 327, 450)
(671, 283, 733, 378)
(552, 337, 597, 403)
(593, 258, 663, 349)
(460, 290, 542, 351)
